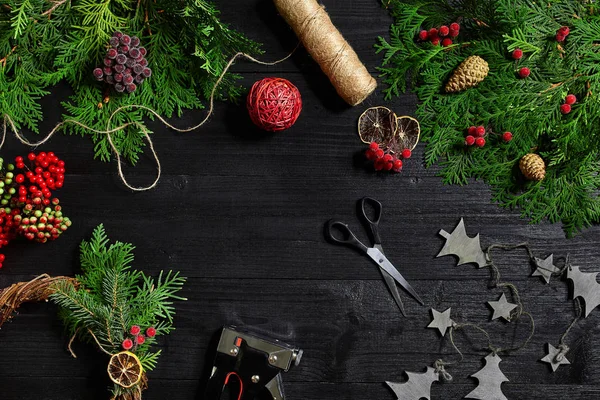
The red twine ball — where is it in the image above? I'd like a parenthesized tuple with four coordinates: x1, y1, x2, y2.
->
(247, 77, 302, 132)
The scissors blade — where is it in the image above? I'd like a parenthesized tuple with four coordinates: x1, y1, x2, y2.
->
(366, 248, 424, 306)
(373, 245, 406, 315)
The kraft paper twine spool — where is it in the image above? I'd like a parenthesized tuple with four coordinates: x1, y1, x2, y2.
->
(273, 0, 377, 106)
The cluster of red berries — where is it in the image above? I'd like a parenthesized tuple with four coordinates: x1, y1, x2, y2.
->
(556, 26, 570, 43)
(418, 22, 460, 47)
(93, 31, 152, 94)
(510, 48, 531, 79)
(122, 325, 157, 350)
(0, 153, 70, 269)
(561, 94, 577, 114)
(464, 126, 513, 148)
(365, 142, 412, 173)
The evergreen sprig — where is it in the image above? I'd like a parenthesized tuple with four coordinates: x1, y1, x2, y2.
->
(0, 0, 261, 163)
(377, 0, 600, 236)
(50, 224, 186, 398)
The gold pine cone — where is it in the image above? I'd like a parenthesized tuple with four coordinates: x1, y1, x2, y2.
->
(445, 56, 489, 93)
(519, 153, 546, 181)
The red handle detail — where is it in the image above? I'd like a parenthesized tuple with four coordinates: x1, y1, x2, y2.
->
(224, 372, 244, 400)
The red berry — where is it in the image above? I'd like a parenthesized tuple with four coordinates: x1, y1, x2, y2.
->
(374, 159, 385, 171)
(375, 149, 384, 159)
(146, 327, 156, 337)
(512, 49, 523, 60)
(431, 38, 440, 46)
(429, 28, 439, 38)
(465, 135, 476, 146)
(559, 26, 570, 36)
(450, 23, 460, 32)
(15, 156, 23, 163)
(468, 126, 477, 136)
(383, 154, 393, 163)
(122, 338, 133, 350)
(519, 67, 531, 78)
(449, 29, 459, 38)
(15, 174, 24, 183)
(369, 142, 379, 151)
(365, 149, 376, 161)
(502, 132, 513, 142)
(28, 153, 36, 161)
(402, 149, 412, 159)
(565, 94, 577, 105)
(475, 126, 486, 137)
(392, 159, 403, 172)
(0, 254, 5, 262)
(556, 33, 566, 42)
(439, 26, 450, 37)
(418, 30, 429, 41)
(442, 38, 453, 47)
(136, 334, 146, 345)
(561, 104, 572, 114)
(130, 325, 141, 335)
(475, 137, 486, 148)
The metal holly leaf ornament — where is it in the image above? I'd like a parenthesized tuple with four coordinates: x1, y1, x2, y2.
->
(567, 265, 600, 317)
(465, 353, 509, 400)
(438, 218, 487, 268)
(386, 367, 439, 400)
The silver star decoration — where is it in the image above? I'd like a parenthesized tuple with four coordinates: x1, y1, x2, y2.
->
(541, 343, 570, 372)
(488, 293, 517, 321)
(532, 254, 560, 284)
(427, 308, 454, 336)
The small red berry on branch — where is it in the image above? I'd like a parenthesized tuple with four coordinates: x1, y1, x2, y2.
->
(130, 325, 141, 335)
(519, 67, 531, 78)
(475, 137, 486, 148)
(419, 30, 429, 41)
(565, 94, 577, 105)
(146, 327, 157, 338)
(136, 334, 146, 345)
(475, 126, 486, 137)
(502, 132, 513, 142)
(465, 135, 476, 146)
(442, 38, 453, 47)
(122, 338, 134, 350)
(560, 104, 572, 114)
(512, 48, 523, 60)
(439, 25, 450, 37)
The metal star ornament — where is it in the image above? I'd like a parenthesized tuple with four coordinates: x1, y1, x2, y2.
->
(532, 254, 560, 284)
(540, 343, 570, 372)
(427, 308, 454, 336)
(487, 293, 517, 321)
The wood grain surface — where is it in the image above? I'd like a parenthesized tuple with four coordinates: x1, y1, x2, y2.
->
(0, 1, 599, 399)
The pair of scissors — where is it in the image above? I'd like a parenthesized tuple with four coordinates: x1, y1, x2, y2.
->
(325, 197, 424, 316)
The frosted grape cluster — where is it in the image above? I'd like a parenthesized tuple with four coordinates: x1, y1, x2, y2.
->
(93, 31, 152, 94)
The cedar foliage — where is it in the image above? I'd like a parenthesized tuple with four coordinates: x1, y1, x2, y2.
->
(0, 0, 260, 163)
(377, 0, 600, 236)
(50, 224, 186, 399)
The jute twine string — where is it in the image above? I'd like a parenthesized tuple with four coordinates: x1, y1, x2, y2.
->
(273, 0, 377, 106)
(1, 50, 296, 191)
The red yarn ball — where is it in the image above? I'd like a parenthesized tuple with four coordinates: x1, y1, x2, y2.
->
(247, 77, 302, 132)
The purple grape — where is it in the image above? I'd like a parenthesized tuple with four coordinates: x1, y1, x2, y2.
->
(126, 83, 137, 93)
(109, 37, 120, 47)
(116, 54, 127, 65)
(107, 48, 118, 59)
(124, 68, 132, 75)
(103, 58, 113, 67)
(133, 64, 143, 75)
(139, 58, 148, 67)
(130, 36, 140, 47)
(105, 75, 115, 85)
(129, 48, 140, 59)
(103, 66, 113, 76)
(139, 47, 147, 56)
(114, 64, 125, 73)
(120, 35, 131, 45)
(114, 73, 124, 82)
(125, 58, 136, 68)
(93, 68, 104, 79)
(113, 31, 123, 39)
(135, 75, 144, 84)
(119, 45, 129, 54)
(123, 74, 134, 85)
(114, 83, 125, 93)
(142, 67, 152, 78)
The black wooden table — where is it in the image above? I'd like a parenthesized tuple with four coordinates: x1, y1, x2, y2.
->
(1, 1, 599, 399)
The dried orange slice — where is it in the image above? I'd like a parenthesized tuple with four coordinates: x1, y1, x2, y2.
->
(388, 116, 420, 153)
(358, 106, 398, 145)
(107, 351, 143, 388)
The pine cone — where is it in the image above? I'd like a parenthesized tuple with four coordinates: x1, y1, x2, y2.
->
(519, 153, 546, 181)
(445, 56, 489, 93)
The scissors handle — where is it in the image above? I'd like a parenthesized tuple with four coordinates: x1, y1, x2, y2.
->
(325, 220, 369, 253)
(358, 197, 383, 245)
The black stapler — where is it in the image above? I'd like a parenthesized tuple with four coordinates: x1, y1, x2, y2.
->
(204, 326, 303, 400)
